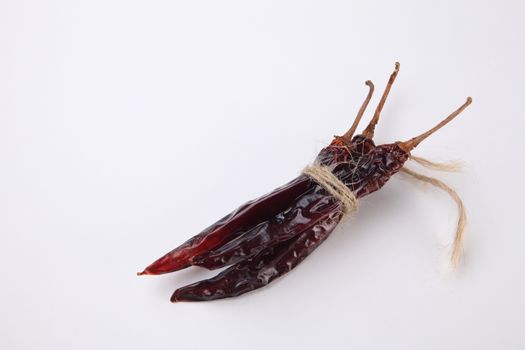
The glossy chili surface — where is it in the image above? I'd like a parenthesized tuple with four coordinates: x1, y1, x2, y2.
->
(140, 135, 409, 301)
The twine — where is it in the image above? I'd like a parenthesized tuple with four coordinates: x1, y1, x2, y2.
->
(303, 155, 466, 267)
(403, 155, 467, 267)
(302, 165, 358, 215)
(409, 155, 463, 172)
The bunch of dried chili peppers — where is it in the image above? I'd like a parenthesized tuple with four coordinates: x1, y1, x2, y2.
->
(139, 63, 471, 302)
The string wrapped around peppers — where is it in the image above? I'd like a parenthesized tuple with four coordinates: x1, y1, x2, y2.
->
(138, 63, 472, 302)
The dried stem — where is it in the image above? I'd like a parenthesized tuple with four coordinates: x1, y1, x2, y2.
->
(342, 80, 375, 140)
(398, 97, 472, 152)
(362, 62, 400, 139)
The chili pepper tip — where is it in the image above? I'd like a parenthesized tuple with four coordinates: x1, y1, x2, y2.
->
(170, 288, 207, 302)
(170, 292, 185, 303)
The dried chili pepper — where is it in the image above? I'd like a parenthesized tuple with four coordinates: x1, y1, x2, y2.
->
(139, 63, 472, 302)
(138, 176, 313, 275)
(172, 210, 343, 302)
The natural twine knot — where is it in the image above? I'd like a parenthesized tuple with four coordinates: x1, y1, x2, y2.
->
(302, 165, 358, 215)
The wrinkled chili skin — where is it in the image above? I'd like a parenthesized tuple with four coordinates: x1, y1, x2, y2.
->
(171, 210, 344, 302)
(139, 175, 313, 275)
(167, 137, 410, 301)
(189, 137, 408, 270)
(139, 138, 353, 275)
(191, 178, 341, 269)
(319, 136, 409, 198)
(140, 135, 409, 299)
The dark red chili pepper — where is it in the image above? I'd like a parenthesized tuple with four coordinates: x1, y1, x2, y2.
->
(172, 210, 344, 302)
(139, 63, 472, 302)
(191, 138, 408, 271)
(138, 176, 313, 275)
(191, 175, 341, 270)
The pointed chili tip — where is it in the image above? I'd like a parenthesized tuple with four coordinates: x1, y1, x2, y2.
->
(170, 289, 181, 303)
(171, 288, 207, 302)
(137, 270, 147, 276)
(170, 290, 188, 303)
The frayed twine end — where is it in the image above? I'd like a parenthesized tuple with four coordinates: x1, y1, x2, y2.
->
(402, 155, 467, 268)
(410, 155, 464, 172)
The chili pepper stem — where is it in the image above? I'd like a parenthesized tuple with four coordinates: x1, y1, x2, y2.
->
(341, 80, 375, 141)
(362, 62, 400, 139)
(398, 97, 472, 152)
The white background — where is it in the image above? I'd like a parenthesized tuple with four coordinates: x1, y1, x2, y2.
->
(1, 1, 524, 349)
